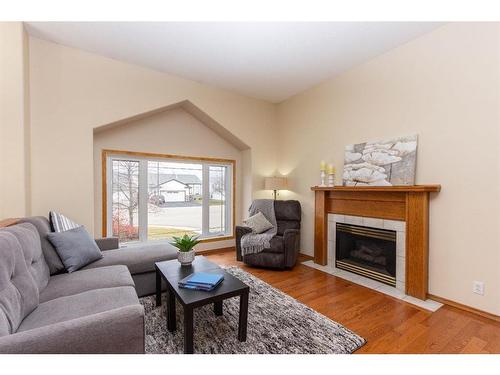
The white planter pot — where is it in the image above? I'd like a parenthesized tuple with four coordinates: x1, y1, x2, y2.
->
(177, 249, 195, 266)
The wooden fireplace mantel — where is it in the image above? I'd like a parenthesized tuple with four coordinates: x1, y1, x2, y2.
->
(311, 185, 441, 193)
(311, 185, 441, 300)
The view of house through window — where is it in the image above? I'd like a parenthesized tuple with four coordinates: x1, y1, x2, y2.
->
(107, 152, 233, 243)
(147, 161, 203, 240)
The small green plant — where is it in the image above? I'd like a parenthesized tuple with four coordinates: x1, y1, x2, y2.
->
(170, 234, 201, 252)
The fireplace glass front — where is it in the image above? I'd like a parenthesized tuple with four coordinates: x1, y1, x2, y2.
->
(335, 223, 396, 286)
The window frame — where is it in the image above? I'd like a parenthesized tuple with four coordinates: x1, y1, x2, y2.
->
(101, 149, 235, 244)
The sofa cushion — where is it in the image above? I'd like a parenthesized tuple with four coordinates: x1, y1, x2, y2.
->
(19, 217, 65, 275)
(17, 286, 139, 332)
(47, 226, 103, 273)
(1, 223, 50, 292)
(95, 237, 119, 251)
(39, 265, 135, 303)
(82, 242, 177, 275)
(0, 232, 39, 336)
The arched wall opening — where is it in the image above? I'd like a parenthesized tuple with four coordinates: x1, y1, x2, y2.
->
(93, 101, 250, 250)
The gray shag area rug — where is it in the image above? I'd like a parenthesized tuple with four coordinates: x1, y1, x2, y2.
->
(141, 267, 365, 354)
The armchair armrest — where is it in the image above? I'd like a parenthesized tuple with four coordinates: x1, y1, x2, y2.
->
(235, 225, 252, 261)
(283, 229, 301, 268)
(95, 237, 119, 251)
(0, 305, 144, 354)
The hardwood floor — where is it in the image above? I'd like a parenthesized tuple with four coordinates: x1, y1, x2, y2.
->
(204, 251, 500, 354)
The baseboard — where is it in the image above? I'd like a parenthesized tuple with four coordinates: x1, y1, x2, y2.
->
(427, 293, 500, 322)
(299, 253, 314, 260)
(196, 246, 235, 255)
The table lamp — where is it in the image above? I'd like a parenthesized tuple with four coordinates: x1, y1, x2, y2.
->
(264, 176, 289, 200)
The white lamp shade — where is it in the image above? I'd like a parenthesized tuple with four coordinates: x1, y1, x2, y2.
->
(265, 176, 288, 191)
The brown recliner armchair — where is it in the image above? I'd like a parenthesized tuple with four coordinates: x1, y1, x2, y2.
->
(236, 200, 301, 269)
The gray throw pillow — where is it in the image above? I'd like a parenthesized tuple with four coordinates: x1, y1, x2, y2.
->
(47, 226, 103, 273)
(243, 211, 274, 234)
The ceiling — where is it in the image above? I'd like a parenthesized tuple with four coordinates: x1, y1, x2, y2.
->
(26, 22, 442, 103)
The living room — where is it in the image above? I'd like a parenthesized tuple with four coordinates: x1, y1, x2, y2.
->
(1, 0, 499, 371)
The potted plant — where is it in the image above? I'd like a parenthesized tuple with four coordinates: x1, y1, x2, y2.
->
(170, 234, 201, 266)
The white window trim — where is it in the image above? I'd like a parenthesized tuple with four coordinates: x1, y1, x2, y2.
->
(105, 152, 234, 244)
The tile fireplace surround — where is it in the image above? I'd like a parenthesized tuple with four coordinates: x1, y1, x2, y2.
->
(307, 185, 442, 312)
(303, 213, 442, 311)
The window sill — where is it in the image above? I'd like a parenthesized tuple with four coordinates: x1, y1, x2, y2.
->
(199, 234, 235, 243)
(118, 234, 234, 248)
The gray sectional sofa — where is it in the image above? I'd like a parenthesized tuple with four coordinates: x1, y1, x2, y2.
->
(0, 216, 177, 353)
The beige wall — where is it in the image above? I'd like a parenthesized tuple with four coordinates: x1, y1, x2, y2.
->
(29, 37, 278, 235)
(0, 22, 30, 218)
(277, 23, 500, 315)
(93, 106, 243, 250)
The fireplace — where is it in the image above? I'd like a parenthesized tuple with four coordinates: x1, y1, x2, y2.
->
(335, 223, 396, 286)
(312, 185, 441, 300)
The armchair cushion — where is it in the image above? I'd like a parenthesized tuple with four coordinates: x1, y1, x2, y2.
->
(276, 220, 300, 236)
(265, 236, 284, 254)
(241, 251, 284, 269)
(283, 229, 301, 268)
(235, 226, 252, 261)
(236, 226, 252, 238)
(275, 200, 301, 235)
(275, 200, 301, 221)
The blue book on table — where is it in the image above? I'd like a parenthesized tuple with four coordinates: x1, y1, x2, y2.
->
(178, 282, 221, 291)
(178, 272, 224, 291)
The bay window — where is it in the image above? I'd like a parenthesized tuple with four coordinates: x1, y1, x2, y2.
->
(103, 150, 234, 244)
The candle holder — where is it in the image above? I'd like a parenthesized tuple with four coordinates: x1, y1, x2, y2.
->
(319, 170, 326, 187)
(328, 173, 335, 187)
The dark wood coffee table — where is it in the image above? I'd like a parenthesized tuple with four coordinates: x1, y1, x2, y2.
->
(155, 256, 250, 354)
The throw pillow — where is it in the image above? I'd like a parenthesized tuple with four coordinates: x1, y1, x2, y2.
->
(243, 211, 274, 234)
(47, 226, 103, 273)
(49, 211, 80, 233)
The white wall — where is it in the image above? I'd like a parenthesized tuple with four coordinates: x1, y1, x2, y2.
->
(276, 23, 500, 315)
(93, 106, 243, 250)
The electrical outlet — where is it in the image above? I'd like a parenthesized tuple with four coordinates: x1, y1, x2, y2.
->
(473, 281, 484, 295)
